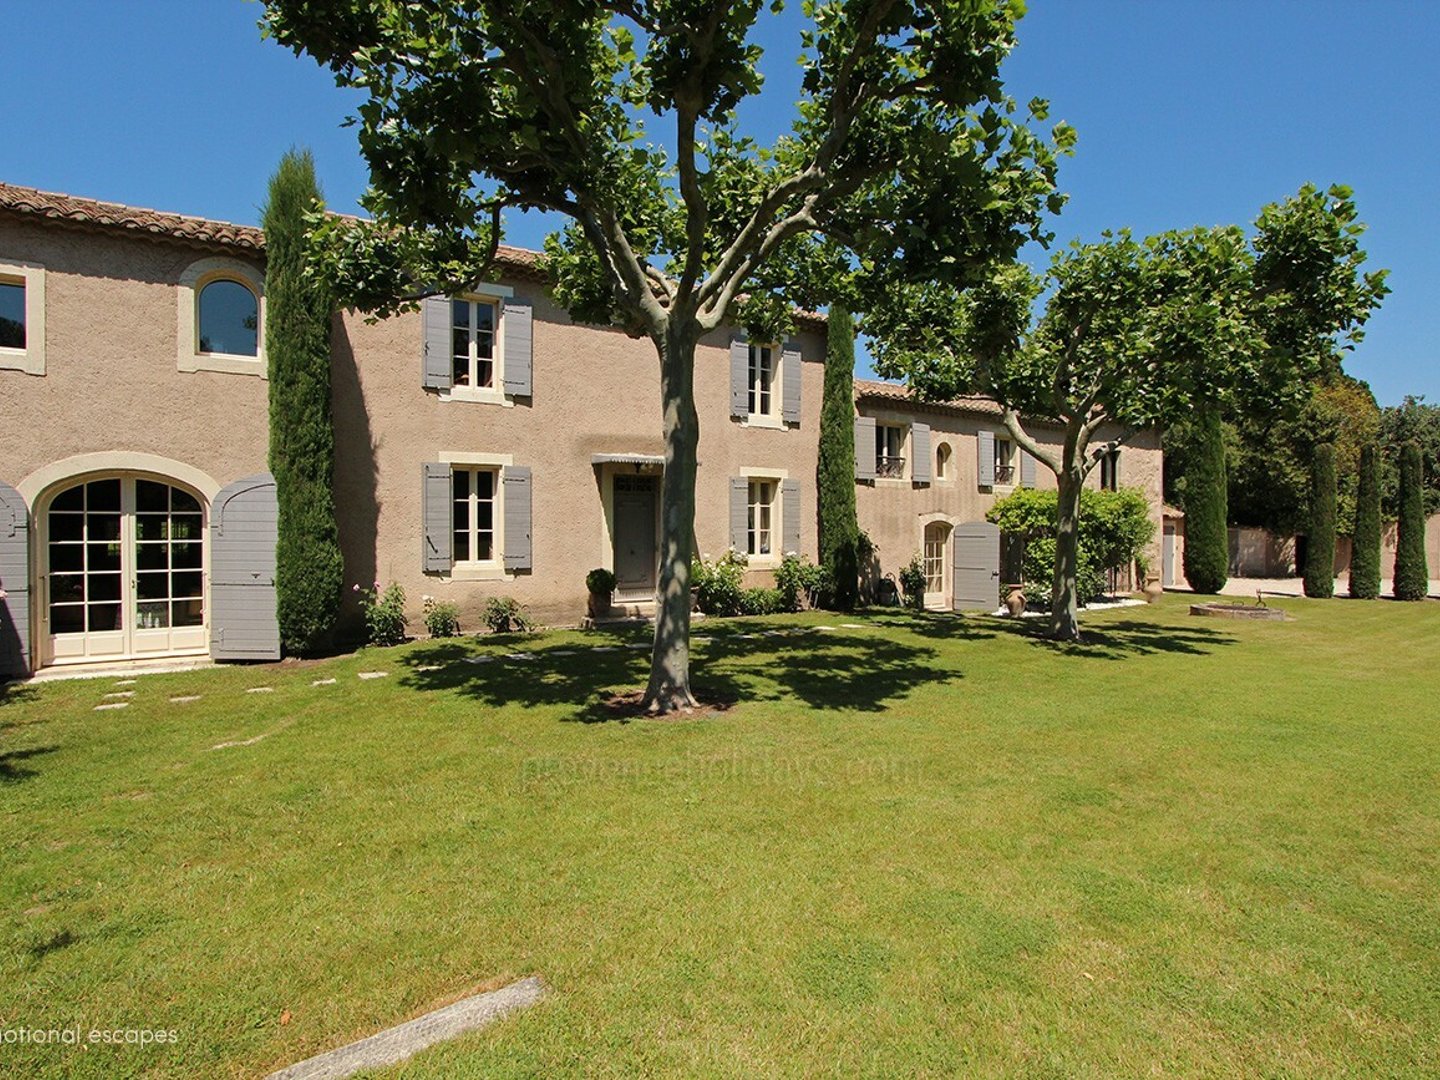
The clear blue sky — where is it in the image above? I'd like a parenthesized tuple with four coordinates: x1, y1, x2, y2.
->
(3, 1, 1435, 405)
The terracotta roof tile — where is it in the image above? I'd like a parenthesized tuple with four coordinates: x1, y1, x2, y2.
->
(853, 377, 1005, 418)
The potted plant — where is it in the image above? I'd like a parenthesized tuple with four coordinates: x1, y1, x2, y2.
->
(585, 567, 617, 617)
(1003, 583, 1027, 617)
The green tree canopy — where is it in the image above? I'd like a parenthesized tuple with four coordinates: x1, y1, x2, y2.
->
(867, 184, 1388, 638)
(262, 0, 1071, 709)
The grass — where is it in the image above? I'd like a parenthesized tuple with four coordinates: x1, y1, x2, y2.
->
(2, 595, 1438, 1077)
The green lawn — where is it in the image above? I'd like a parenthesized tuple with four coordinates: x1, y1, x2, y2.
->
(3, 596, 1438, 1078)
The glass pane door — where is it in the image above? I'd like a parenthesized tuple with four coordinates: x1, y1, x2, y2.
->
(131, 480, 207, 656)
(46, 479, 126, 663)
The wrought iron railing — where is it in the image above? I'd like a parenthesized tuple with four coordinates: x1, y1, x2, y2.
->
(875, 455, 906, 479)
(993, 463, 1016, 485)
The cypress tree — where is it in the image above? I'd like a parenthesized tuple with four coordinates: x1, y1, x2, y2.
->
(1393, 441, 1430, 600)
(1348, 442, 1381, 598)
(1303, 442, 1337, 598)
(1183, 405, 1229, 594)
(263, 149, 343, 653)
(817, 305, 860, 610)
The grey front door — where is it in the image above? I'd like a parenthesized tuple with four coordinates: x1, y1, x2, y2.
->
(613, 476, 657, 597)
(952, 520, 1001, 611)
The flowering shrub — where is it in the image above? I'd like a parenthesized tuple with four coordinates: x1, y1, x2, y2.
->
(692, 549, 748, 616)
(898, 555, 927, 610)
(774, 553, 825, 612)
(422, 595, 461, 638)
(354, 581, 408, 646)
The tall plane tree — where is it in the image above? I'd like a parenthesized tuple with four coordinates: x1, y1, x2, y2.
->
(262, 0, 1070, 710)
(867, 184, 1387, 639)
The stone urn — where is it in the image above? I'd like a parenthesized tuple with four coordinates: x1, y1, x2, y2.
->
(1004, 585, 1027, 618)
(586, 589, 612, 618)
(1142, 576, 1164, 604)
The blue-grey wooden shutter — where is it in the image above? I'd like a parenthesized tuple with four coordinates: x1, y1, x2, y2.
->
(209, 474, 280, 661)
(781, 478, 801, 556)
(854, 415, 876, 481)
(502, 297, 533, 397)
(730, 477, 748, 552)
(730, 336, 749, 418)
(953, 521, 1001, 612)
(423, 463, 453, 573)
(978, 430, 995, 488)
(0, 481, 31, 677)
(503, 466, 532, 570)
(1020, 449, 1036, 488)
(910, 422, 932, 484)
(422, 294, 453, 390)
(781, 340, 802, 424)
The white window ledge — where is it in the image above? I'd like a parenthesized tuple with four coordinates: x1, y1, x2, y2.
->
(438, 386, 514, 407)
(740, 413, 785, 431)
(447, 562, 513, 582)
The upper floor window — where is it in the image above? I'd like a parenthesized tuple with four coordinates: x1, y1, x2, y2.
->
(197, 279, 259, 356)
(452, 298, 498, 389)
(178, 257, 265, 376)
(453, 466, 499, 564)
(748, 478, 776, 557)
(1099, 449, 1120, 491)
(875, 424, 905, 479)
(994, 437, 1015, 485)
(748, 344, 777, 418)
(0, 280, 24, 349)
(935, 441, 952, 482)
(0, 260, 45, 375)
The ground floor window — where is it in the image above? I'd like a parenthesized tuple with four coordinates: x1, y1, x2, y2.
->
(748, 479, 776, 557)
(453, 467, 498, 563)
(924, 522, 949, 595)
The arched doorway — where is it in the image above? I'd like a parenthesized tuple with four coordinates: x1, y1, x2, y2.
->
(923, 520, 952, 610)
(40, 475, 207, 666)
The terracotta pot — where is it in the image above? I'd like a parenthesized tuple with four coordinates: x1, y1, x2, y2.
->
(587, 591, 612, 618)
(1004, 586, 1027, 618)
(1142, 576, 1164, 604)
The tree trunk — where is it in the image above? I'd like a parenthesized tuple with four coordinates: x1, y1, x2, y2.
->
(1051, 469, 1083, 641)
(644, 322, 701, 712)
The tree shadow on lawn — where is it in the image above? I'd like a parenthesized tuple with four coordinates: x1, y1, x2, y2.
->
(0, 744, 57, 784)
(396, 622, 960, 722)
(859, 606, 1236, 660)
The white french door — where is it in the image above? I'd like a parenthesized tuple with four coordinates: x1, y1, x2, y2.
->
(42, 476, 207, 666)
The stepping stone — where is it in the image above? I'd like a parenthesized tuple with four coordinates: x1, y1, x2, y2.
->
(464, 655, 494, 665)
(413, 664, 442, 673)
(312, 678, 337, 687)
(114, 679, 137, 686)
(247, 686, 275, 694)
(840, 623, 865, 629)
(814, 625, 838, 631)
(624, 643, 648, 650)
(170, 695, 202, 704)
(504, 652, 537, 661)
(264, 976, 545, 1080)
(590, 646, 618, 653)
(549, 650, 577, 657)
(103, 691, 134, 699)
(94, 702, 129, 711)
(358, 671, 389, 680)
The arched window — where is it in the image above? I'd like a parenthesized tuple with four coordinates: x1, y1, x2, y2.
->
(197, 279, 259, 356)
(935, 442, 952, 481)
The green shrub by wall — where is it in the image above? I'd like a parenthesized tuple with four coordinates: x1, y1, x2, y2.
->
(1183, 406, 1229, 594)
(1349, 443, 1381, 599)
(1393, 441, 1430, 600)
(1303, 442, 1337, 598)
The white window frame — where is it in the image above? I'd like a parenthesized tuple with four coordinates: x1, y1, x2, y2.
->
(177, 256, 266, 377)
(437, 450, 514, 580)
(875, 423, 906, 481)
(439, 282, 515, 406)
(0, 259, 46, 376)
(739, 466, 786, 569)
(994, 437, 1016, 487)
(742, 342, 783, 429)
(923, 521, 949, 601)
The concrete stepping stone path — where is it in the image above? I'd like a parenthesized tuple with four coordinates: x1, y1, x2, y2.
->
(358, 671, 389, 680)
(94, 702, 129, 711)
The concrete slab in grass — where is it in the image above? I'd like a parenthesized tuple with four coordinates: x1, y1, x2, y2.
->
(265, 976, 545, 1080)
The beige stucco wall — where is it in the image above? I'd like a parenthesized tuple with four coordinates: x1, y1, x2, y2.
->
(335, 280, 827, 630)
(854, 402, 1165, 596)
(0, 219, 270, 497)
